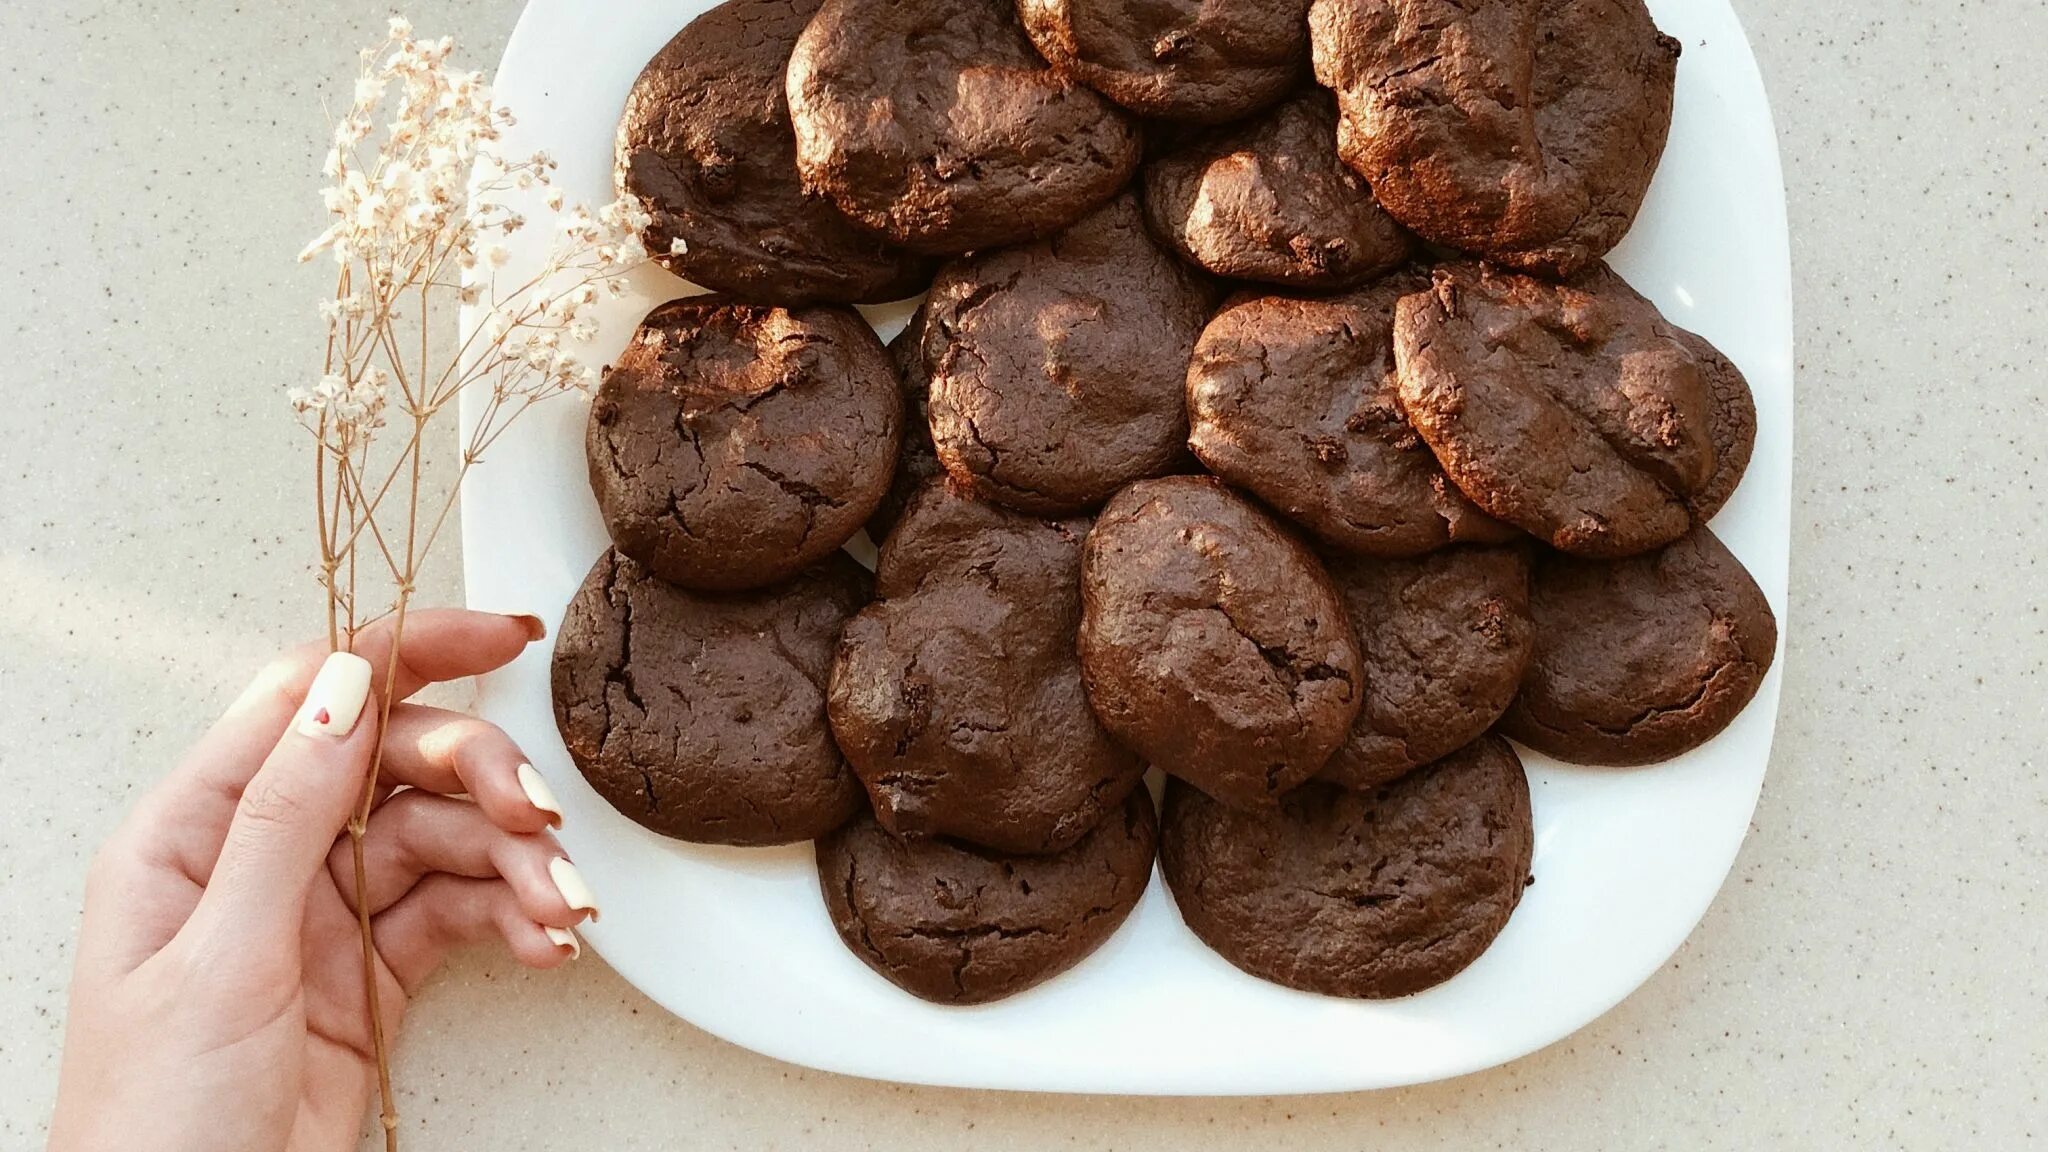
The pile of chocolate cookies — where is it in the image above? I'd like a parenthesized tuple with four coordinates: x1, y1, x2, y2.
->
(550, 0, 1779, 1006)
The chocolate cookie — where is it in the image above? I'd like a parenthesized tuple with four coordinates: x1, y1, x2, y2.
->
(551, 549, 869, 845)
(1143, 91, 1412, 288)
(828, 481, 1145, 854)
(587, 297, 900, 591)
(615, 0, 931, 305)
(1679, 329, 1759, 525)
(1309, 0, 1680, 277)
(1320, 546, 1533, 789)
(1187, 274, 1517, 556)
(1160, 735, 1532, 999)
(864, 309, 944, 544)
(1501, 528, 1777, 766)
(1393, 263, 1755, 559)
(786, 0, 1142, 255)
(1017, 0, 1311, 124)
(1079, 476, 1363, 809)
(818, 787, 1157, 1004)
(924, 194, 1215, 516)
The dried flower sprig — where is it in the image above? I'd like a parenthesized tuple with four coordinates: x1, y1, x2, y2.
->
(296, 17, 652, 1149)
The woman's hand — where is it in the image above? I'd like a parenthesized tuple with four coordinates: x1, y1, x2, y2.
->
(48, 610, 597, 1152)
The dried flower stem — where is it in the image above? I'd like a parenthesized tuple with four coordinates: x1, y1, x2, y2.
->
(298, 17, 654, 1148)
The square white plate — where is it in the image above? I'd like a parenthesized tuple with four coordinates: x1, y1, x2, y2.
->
(460, 0, 1791, 1094)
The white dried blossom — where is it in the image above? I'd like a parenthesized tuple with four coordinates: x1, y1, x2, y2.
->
(299, 16, 655, 448)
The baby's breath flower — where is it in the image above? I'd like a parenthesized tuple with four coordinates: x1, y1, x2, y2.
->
(611, 233, 649, 267)
(298, 18, 661, 1139)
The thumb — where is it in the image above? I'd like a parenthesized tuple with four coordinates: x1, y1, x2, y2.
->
(186, 651, 378, 944)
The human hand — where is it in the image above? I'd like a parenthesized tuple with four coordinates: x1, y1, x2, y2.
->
(47, 610, 598, 1152)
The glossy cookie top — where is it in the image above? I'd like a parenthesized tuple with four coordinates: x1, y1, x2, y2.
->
(787, 0, 1141, 255)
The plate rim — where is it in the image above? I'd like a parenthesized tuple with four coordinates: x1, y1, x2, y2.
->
(459, 0, 1793, 1096)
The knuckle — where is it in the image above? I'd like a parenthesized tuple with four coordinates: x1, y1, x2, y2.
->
(251, 652, 316, 712)
(237, 776, 312, 835)
(422, 715, 487, 755)
(422, 717, 509, 775)
(372, 791, 434, 854)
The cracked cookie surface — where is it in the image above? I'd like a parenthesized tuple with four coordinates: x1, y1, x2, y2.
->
(1320, 545, 1533, 789)
(1161, 735, 1532, 998)
(1187, 270, 1516, 557)
(1500, 527, 1776, 766)
(829, 480, 1144, 854)
(614, 0, 932, 305)
(817, 786, 1157, 1004)
(786, 0, 1141, 255)
(1392, 263, 1755, 558)
(587, 296, 900, 591)
(1144, 91, 1412, 288)
(923, 193, 1215, 517)
(1017, 0, 1311, 124)
(551, 548, 870, 845)
(1309, 0, 1680, 277)
(1079, 476, 1363, 809)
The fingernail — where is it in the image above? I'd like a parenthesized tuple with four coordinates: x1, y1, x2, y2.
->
(508, 613, 547, 641)
(517, 763, 564, 826)
(544, 925, 581, 959)
(296, 652, 373, 739)
(549, 857, 600, 921)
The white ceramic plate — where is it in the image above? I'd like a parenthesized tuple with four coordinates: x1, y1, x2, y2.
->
(460, 0, 1791, 1095)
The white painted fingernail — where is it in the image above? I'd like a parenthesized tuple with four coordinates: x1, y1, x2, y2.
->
(549, 857, 600, 921)
(295, 652, 373, 739)
(517, 763, 564, 825)
(544, 925, 580, 959)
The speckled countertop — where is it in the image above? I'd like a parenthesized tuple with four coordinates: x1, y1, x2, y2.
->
(2, 1, 2043, 1147)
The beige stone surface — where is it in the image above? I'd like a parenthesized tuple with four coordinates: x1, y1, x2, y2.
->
(2, 1, 2044, 1148)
